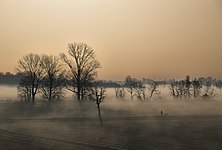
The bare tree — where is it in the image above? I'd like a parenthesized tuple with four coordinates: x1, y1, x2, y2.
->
(125, 76, 138, 99)
(133, 80, 147, 100)
(16, 53, 44, 106)
(147, 81, 159, 99)
(169, 76, 193, 99)
(114, 85, 125, 100)
(192, 78, 202, 98)
(169, 76, 216, 100)
(88, 86, 106, 126)
(17, 75, 31, 102)
(184, 75, 192, 98)
(169, 79, 177, 97)
(202, 85, 216, 99)
(134, 87, 145, 100)
(41, 55, 65, 102)
(60, 43, 101, 100)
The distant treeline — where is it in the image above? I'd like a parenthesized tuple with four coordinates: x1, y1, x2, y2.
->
(0, 72, 120, 87)
(0, 72, 21, 85)
(1, 71, 222, 89)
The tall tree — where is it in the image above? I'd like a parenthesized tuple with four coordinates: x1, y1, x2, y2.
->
(60, 43, 101, 100)
(16, 53, 44, 105)
(41, 55, 65, 102)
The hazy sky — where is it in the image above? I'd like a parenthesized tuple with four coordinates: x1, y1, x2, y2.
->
(0, 0, 222, 80)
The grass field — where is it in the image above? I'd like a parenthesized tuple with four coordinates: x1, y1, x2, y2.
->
(0, 100, 222, 150)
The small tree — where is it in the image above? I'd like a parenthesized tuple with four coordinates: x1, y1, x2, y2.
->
(60, 43, 101, 100)
(192, 78, 202, 98)
(89, 86, 106, 126)
(169, 79, 177, 97)
(16, 53, 44, 106)
(125, 76, 138, 99)
(202, 85, 216, 99)
(185, 75, 192, 98)
(169, 76, 193, 99)
(148, 81, 158, 99)
(114, 85, 125, 100)
(134, 80, 146, 100)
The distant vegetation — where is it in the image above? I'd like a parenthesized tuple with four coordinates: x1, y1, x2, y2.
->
(0, 41, 222, 125)
(0, 72, 21, 85)
(1, 73, 222, 99)
(0, 42, 222, 103)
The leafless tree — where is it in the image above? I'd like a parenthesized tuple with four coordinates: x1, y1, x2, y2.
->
(60, 43, 101, 100)
(202, 85, 216, 99)
(192, 78, 202, 98)
(16, 53, 44, 106)
(17, 76, 31, 102)
(169, 76, 216, 100)
(134, 80, 147, 100)
(125, 76, 138, 99)
(169, 79, 177, 97)
(88, 86, 106, 126)
(114, 85, 125, 100)
(134, 87, 146, 100)
(169, 76, 192, 99)
(147, 81, 159, 99)
(184, 75, 192, 98)
(41, 55, 65, 102)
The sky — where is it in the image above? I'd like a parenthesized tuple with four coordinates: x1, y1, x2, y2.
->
(0, 0, 222, 80)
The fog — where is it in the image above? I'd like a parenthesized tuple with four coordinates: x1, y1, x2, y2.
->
(1, 85, 222, 117)
(0, 85, 222, 149)
(0, 85, 17, 100)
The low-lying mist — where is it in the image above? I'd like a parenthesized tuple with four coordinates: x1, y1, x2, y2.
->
(0, 86, 222, 119)
(1, 93, 222, 149)
(1, 97, 222, 120)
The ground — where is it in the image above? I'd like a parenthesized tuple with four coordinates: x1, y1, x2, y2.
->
(0, 100, 222, 150)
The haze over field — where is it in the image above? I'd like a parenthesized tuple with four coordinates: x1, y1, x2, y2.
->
(1, 1, 222, 149)
(0, 0, 222, 80)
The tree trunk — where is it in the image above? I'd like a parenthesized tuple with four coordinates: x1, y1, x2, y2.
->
(31, 95, 35, 109)
(77, 85, 81, 100)
(31, 90, 35, 109)
(76, 69, 81, 101)
(49, 77, 52, 102)
(130, 88, 133, 99)
(97, 102, 103, 127)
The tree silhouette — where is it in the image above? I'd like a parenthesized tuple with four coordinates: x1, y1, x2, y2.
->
(41, 55, 65, 102)
(192, 78, 201, 98)
(185, 75, 192, 98)
(16, 53, 44, 106)
(17, 75, 32, 102)
(114, 84, 125, 100)
(147, 80, 159, 99)
(134, 80, 146, 100)
(60, 43, 101, 100)
(125, 76, 138, 99)
(88, 86, 106, 126)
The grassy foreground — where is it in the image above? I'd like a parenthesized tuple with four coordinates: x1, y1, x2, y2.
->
(0, 100, 222, 150)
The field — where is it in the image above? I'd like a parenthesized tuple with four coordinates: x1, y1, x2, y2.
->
(0, 99, 222, 150)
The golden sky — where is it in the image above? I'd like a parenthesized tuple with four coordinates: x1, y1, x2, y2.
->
(0, 0, 222, 80)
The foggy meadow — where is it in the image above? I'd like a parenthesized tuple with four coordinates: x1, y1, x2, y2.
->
(1, 0, 222, 149)
(1, 56, 222, 149)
